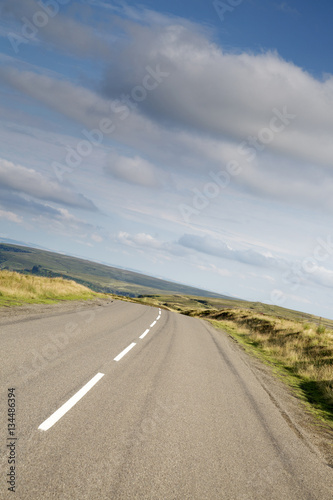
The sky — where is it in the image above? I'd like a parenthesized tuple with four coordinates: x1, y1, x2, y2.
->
(0, 0, 333, 318)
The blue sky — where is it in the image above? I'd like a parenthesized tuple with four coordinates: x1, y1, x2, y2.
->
(1, 0, 333, 318)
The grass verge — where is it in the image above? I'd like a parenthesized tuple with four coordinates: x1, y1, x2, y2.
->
(0, 269, 106, 306)
(132, 295, 333, 428)
(205, 309, 333, 427)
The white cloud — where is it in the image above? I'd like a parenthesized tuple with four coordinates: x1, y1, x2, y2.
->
(101, 16, 333, 169)
(118, 232, 161, 249)
(30, 206, 102, 241)
(309, 266, 333, 289)
(197, 263, 231, 278)
(235, 156, 333, 212)
(2, 11, 333, 214)
(1, 0, 110, 58)
(0, 158, 97, 211)
(0, 209, 22, 223)
(0, 67, 109, 130)
(91, 233, 103, 243)
(282, 293, 311, 305)
(105, 153, 161, 187)
(115, 230, 292, 274)
(178, 234, 288, 270)
(116, 231, 187, 257)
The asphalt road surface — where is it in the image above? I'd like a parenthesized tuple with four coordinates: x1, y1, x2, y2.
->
(0, 299, 332, 499)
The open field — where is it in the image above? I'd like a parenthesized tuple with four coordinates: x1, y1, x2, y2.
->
(0, 270, 102, 306)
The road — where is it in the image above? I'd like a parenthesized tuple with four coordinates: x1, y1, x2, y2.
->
(0, 299, 332, 499)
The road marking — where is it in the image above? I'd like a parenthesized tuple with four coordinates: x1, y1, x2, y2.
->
(114, 342, 136, 361)
(39, 310, 163, 432)
(38, 373, 104, 431)
(140, 328, 150, 339)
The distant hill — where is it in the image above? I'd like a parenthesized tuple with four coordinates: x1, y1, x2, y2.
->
(0, 243, 234, 299)
(0, 237, 51, 251)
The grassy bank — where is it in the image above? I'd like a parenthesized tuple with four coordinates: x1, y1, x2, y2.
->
(0, 270, 102, 306)
(202, 309, 333, 426)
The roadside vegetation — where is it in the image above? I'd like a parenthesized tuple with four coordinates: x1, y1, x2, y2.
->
(134, 294, 333, 426)
(203, 308, 333, 425)
(0, 270, 102, 306)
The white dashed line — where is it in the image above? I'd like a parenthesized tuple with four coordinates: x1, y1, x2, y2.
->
(140, 328, 150, 339)
(38, 372, 105, 431)
(114, 342, 136, 361)
(39, 310, 163, 432)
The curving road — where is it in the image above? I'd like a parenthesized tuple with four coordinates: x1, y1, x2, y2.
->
(0, 299, 332, 499)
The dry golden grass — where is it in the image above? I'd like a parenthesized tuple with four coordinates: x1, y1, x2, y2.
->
(208, 308, 333, 416)
(0, 270, 95, 302)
